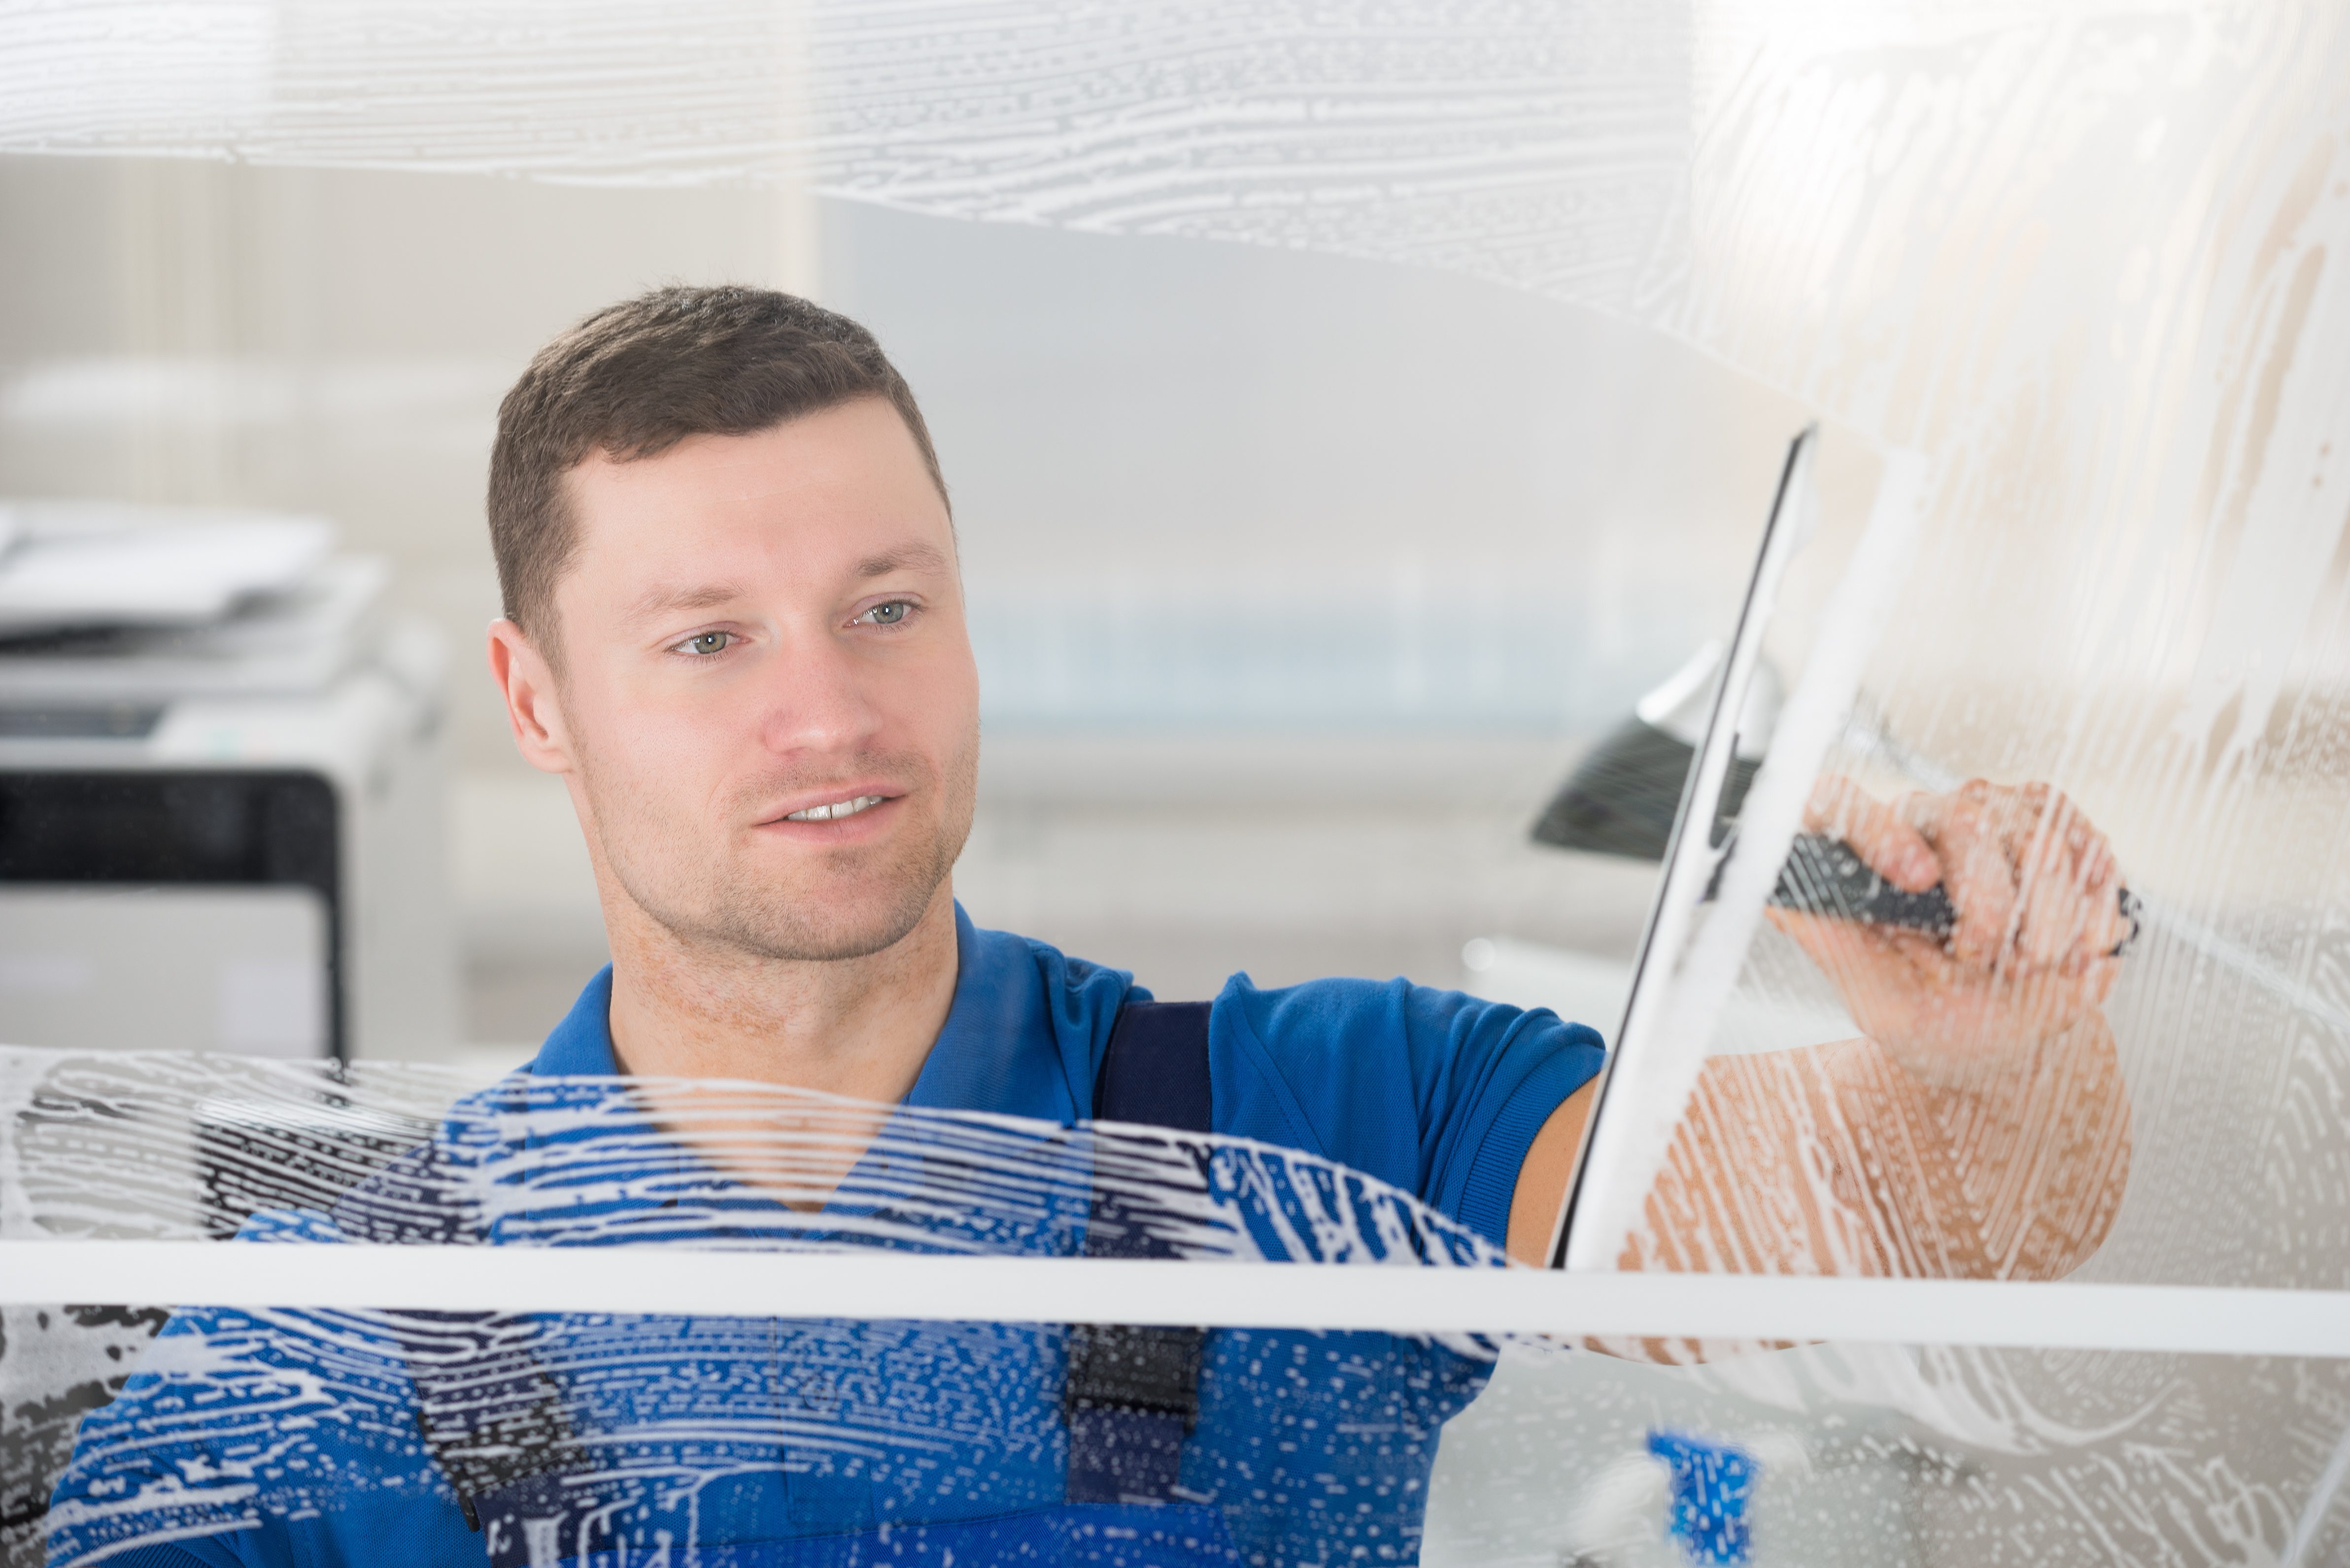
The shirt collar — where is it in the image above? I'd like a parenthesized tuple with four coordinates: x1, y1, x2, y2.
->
(530, 963, 620, 1075)
(523, 902, 1086, 1119)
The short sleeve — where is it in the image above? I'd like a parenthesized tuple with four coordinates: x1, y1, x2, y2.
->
(1206, 975, 1606, 1249)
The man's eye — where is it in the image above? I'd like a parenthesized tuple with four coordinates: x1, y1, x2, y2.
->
(678, 631, 733, 656)
(858, 601, 911, 626)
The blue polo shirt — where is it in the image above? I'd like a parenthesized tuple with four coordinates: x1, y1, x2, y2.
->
(49, 906, 1602, 1568)
(537, 905, 1599, 1249)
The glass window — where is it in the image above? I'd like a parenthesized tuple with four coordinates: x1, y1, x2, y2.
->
(5, 4, 2350, 1567)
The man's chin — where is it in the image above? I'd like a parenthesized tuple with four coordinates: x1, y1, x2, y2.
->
(684, 880, 948, 965)
(597, 785, 971, 967)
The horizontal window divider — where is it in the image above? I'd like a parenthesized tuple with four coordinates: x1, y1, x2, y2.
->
(3, 1240, 2344, 1358)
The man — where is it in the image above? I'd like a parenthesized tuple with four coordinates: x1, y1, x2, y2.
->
(50, 286, 2131, 1567)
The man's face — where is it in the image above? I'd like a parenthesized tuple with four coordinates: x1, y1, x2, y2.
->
(539, 397, 979, 962)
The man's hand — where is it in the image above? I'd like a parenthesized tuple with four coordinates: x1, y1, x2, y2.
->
(1508, 773, 2134, 1351)
(1771, 776, 2131, 1089)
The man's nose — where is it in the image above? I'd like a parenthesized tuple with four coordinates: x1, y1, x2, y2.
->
(757, 625, 886, 758)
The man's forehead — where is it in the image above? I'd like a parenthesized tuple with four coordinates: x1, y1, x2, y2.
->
(564, 408, 952, 569)
(568, 434, 895, 516)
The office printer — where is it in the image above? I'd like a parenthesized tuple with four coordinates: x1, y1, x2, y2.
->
(0, 500, 458, 1060)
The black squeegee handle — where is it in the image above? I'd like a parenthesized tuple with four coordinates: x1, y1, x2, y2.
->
(1771, 833, 2141, 955)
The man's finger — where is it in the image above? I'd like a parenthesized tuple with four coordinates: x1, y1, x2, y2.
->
(1925, 781, 2020, 967)
(2016, 793, 2123, 967)
(2068, 812, 2132, 960)
(1993, 784, 2079, 968)
(2015, 795, 2085, 967)
(1803, 774, 1940, 892)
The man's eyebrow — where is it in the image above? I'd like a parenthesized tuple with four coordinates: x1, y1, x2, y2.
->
(854, 542, 952, 579)
(622, 582, 748, 624)
(618, 544, 950, 625)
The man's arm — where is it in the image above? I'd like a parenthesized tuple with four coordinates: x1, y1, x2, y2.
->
(1504, 777, 2134, 1349)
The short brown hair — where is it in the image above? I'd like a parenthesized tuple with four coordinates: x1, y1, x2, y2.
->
(487, 285, 948, 650)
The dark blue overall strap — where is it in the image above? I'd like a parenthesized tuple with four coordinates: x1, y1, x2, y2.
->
(1093, 1000, 1213, 1134)
(1064, 999, 1213, 1505)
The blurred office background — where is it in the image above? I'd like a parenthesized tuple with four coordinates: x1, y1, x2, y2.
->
(0, 153, 1810, 1064)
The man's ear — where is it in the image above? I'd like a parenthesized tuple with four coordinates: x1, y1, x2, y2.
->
(487, 618, 576, 773)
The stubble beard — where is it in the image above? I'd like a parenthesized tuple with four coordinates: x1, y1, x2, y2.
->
(584, 725, 980, 965)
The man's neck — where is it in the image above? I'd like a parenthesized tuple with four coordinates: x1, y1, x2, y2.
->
(601, 884, 961, 1103)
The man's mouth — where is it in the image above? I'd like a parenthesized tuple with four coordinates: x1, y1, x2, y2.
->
(781, 794, 889, 823)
